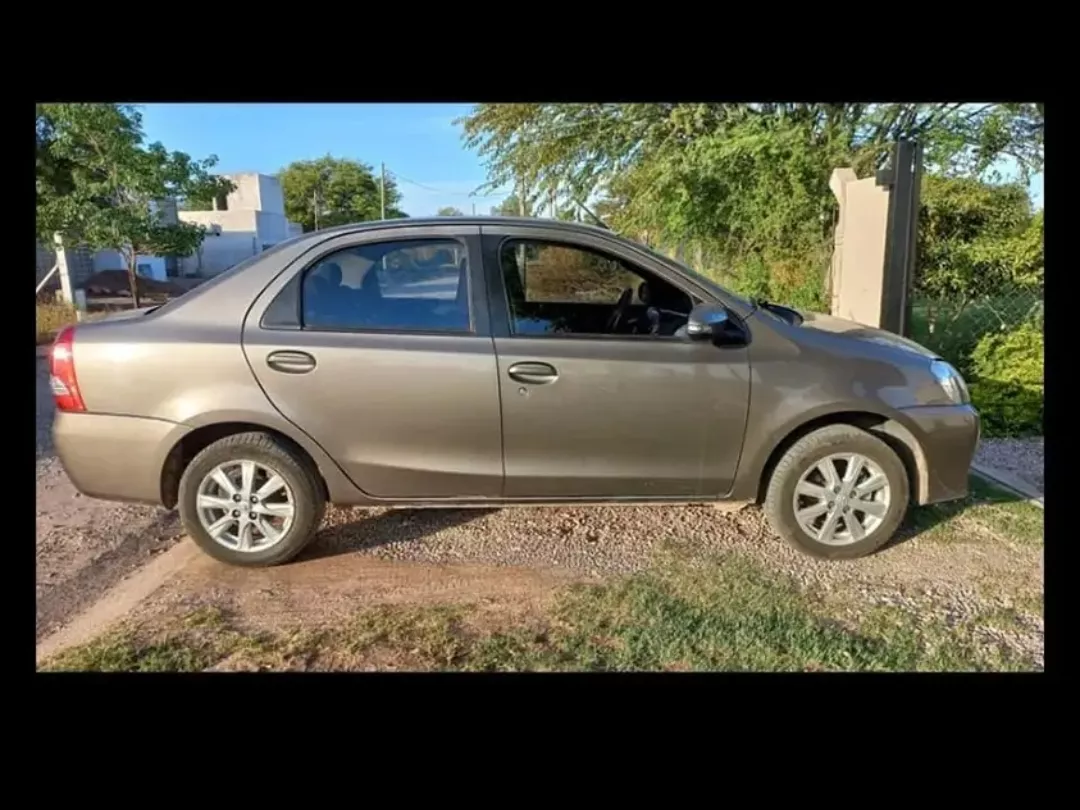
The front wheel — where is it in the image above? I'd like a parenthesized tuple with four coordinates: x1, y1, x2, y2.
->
(763, 424, 910, 560)
(178, 431, 326, 567)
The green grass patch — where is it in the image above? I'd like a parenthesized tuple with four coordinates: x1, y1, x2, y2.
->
(905, 475, 1043, 547)
(42, 555, 1038, 673)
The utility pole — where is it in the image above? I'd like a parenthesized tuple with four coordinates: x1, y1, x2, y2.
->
(472, 202, 476, 215)
(518, 176, 526, 217)
(313, 187, 319, 231)
(549, 187, 556, 219)
(380, 162, 387, 220)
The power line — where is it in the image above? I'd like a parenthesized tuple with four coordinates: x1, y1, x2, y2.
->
(386, 169, 509, 200)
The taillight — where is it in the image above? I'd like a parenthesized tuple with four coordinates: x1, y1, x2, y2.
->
(50, 325, 85, 412)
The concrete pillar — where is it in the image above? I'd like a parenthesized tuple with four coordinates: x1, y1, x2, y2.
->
(52, 233, 77, 307)
(829, 168, 891, 328)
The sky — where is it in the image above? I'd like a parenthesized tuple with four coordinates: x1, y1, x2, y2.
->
(138, 103, 1043, 216)
(138, 103, 510, 217)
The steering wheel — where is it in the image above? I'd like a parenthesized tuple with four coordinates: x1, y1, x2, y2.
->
(605, 287, 633, 333)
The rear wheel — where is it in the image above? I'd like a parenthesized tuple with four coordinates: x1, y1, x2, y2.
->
(763, 424, 910, 560)
(178, 432, 325, 567)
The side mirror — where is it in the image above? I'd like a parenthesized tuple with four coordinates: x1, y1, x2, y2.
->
(685, 303, 730, 339)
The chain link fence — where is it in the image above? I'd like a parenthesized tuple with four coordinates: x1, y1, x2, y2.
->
(907, 284, 1043, 376)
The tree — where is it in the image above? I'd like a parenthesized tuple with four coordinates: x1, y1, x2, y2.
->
(36, 103, 232, 308)
(278, 156, 406, 232)
(490, 191, 539, 216)
(437, 206, 464, 216)
(459, 103, 1044, 308)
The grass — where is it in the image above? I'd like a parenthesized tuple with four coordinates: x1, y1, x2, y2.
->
(903, 475, 1043, 547)
(42, 554, 1039, 674)
(41, 476, 1042, 674)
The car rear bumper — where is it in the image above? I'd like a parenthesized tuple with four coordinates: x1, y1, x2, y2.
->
(52, 411, 188, 506)
(897, 404, 980, 505)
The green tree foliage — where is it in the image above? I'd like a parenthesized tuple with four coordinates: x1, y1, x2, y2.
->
(459, 103, 1043, 310)
(36, 103, 232, 307)
(907, 174, 1044, 370)
(969, 322, 1044, 437)
(917, 174, 1042, 300)
(490, 192, 535, 217)
(278, 156, 406, 232)
(437, 206, 465, 216)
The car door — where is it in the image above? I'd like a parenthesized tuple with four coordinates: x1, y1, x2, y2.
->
(243, 224, 503, 500)
(480, 224, 752, 500)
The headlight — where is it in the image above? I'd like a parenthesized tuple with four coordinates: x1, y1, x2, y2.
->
(930, 360, 970, 405)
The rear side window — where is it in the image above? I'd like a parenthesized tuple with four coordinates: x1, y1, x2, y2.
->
(301, 238, 471, 333)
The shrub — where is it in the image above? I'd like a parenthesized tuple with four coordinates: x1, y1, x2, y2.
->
(36, 300, 78, 344)
(969, 321, 1043, 437)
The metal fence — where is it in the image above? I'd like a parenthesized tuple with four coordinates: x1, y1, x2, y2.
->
(907, 285, 1043, 375)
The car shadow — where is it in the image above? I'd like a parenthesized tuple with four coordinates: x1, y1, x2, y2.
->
(298, 507, 499, 562)
(879, 474, 1035, 554)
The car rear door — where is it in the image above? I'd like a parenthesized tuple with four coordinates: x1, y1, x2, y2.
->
(480, 223, 751, 500)
(242, 223, 503, 500)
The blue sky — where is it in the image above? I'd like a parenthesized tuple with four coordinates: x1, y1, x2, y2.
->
(138, 103, 1043, 216)
(139, 103, 510, 216)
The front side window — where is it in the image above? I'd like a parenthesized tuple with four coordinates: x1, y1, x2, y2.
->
(302, 238, 470, 333)
(499, 239, 694, 337)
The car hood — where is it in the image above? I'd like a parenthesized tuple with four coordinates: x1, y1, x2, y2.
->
(797, 311, 938, 359)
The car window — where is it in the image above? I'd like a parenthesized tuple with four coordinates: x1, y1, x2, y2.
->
(498, 239, 693, 338)
(502, 241, 642, 305)
(302, 238, 470, 333)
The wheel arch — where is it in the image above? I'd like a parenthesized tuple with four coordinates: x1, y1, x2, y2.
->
(750, 411, 930, 506)
(159, 417, 350, 509)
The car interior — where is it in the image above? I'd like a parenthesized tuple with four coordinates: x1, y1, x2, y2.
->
(499, 242, 697, 337)
(302, 241, 471, 332)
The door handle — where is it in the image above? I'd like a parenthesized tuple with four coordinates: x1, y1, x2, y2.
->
(266, 350, 316, 374)
(507, 361, 558, 385)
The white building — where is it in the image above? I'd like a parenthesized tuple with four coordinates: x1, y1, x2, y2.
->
(177, 173, 303, 277)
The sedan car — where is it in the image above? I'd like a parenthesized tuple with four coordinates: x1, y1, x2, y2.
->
(49, 217, 979, 567)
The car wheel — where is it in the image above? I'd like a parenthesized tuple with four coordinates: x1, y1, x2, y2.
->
(178, 431, 326, 567)
(763, 424, 910, 560)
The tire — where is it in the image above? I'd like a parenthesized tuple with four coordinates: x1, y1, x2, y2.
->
(763, 424, 910, 560)
(178, 431, 326, 567)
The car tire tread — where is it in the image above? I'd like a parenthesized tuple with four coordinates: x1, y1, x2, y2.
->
(177, 431, 326, 568)
(763, 424, 910, 560)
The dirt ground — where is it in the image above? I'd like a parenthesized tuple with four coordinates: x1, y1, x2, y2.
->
(36, 358, 184, 641)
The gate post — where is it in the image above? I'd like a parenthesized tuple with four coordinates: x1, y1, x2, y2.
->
(875, 139, 924, 336)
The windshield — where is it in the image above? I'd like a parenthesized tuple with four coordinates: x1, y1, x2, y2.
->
(633, 243, 755, 311)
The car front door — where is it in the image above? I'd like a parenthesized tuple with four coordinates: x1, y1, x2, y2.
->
(243, 224, 503, 500)
(480, 225, 751, 500)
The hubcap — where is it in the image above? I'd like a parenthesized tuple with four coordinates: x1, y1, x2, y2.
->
(792, 453, 891, 546)
(195, 460, 295, 553)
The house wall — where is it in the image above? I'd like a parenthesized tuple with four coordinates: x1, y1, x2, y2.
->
(257, 174, 286, 215)
(256, 210, 290, 246)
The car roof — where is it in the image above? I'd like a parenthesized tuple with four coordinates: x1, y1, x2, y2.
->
(296, 216, 615, 241)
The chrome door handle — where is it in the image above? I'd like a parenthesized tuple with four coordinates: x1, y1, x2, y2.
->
(507, 361, 558, 385)
(266, 350, 316, 374)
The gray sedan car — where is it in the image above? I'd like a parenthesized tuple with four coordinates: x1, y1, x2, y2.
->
(49, 217, 979, 567)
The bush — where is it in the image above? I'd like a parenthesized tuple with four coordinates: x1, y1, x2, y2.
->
(36, 300, 78, 344)
(969, 321, 1043, 437)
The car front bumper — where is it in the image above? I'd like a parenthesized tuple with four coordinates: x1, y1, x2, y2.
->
(896, 403, 980, 505)
(52, 411, 189, 506)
